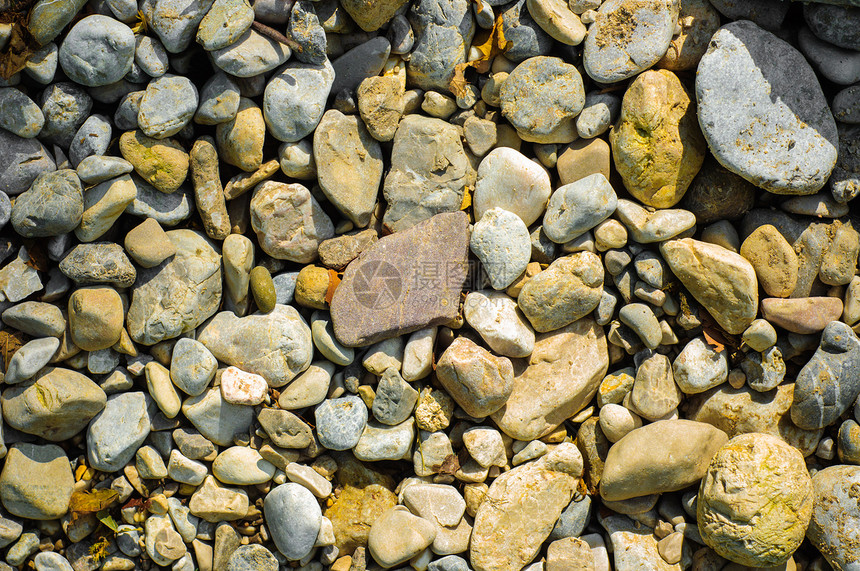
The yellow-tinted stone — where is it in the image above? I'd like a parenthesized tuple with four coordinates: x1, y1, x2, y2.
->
(119, 130, 189, 194)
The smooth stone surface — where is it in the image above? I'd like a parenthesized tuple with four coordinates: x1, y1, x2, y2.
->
(210, 29, 290, 77)
(58, 15, 135, 87)
(264, 60, 334, 143)
(75, 174, 137, 242)
(697, 433, 813, 567)
(696, 21, 838, 195)
(464, 290, 535, 358)
(314, 109, 383, 227)
(314, 396, 368, 451)
(672, 336, 728, 394)
(660, 238, 758, 335)
(600, 420, 728, 501)
(142, 0, 215, 53)
(543, 174, 617, 244)
(471, 207, 531, 290)
(181, 387, 255, 447)
(473, 147, 552, 227)
(0, 444, 74, 520)
(760, 297, 844, 334)
(368, 506, 436, 568)
(615, 200, 696, 243)
(2, 367, 106, 441)
(436, 336, 514, 418)
(138, 74, 199, 139)
(0, 130, 56, 196)
(87, 392, 152, 472)
(198, 305, 312, 387)
(119, 130, 189, 194)
(127, 230, 221, 345)
(493, 317, 608, 441)
(500, 56, 584, 144)
(196, 0, 254, 50)
(212, 447, 275, 485)
(11, 169, 83, 238)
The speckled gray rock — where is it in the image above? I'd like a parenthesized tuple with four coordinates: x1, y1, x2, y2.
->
(264, 483, 322, 561)
(287, 0, 327, 65)
(59, 242, 136, 287)
(264, 60, 334, 143)
(833, 84, 860, 125)
(196, 0, 254, 51)
(331, 36, 391, 95)
(471, 207, 531, 290)
(543, 174, 617, 244)
(135, 35, 169, 77)
(181, 388, 254, 446)
(831, 122, 860, 203)
(87, 392, 153, 472)
(10, 169, 82, 238)
(672, 336, 728, 394)
(250, 181, 334, 262)
(0, 444, 74, 521)
(2, 367, 106, 441)
(741, 346, 786, 393)
(211, 29, 290, 77)
(315, 395, 368, 451)
(126, 230, 222, 346)
(372, 370, 420, 425)
(226, 544, 277, 571)
(138, 74, 199, 139)
(170, 338, 218, 396)
(499, 0, 554, 62)
(197, 306, 311, 387)
(791, 320, 860, 431)
(195, 73, 241, 125)
(583, 0, 679, 83)
(38, 82, 92, 148)
(354, 419, 416, 462)
(500, 56, 584, 144)
(696, 21, 838, 195)
(0, 88, 44, 139)
(68, 114, 111, 167)
(142, 0, 216, 53)
(314, 109, 383, 227)
(77, 157, 133, 186)
(58, 15, 135, 87)
(518, 252, 604, 333)
(804, 3, 860, 50)
(0, 130, 55, 196)
(806, 465, 860, 571)
(407, 0, 475, 91)
(382, 115, 475, 233)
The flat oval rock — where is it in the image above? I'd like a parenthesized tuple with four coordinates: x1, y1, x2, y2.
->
(696, 21, 838, 195)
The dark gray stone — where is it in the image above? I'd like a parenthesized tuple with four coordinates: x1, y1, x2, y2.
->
(791, 321, 860, 430)
(10, 169, 82, 237)
(407, 0, 475, 91)
(500, 0, 553, 62)
(804, 3, 860, 50)
(0, 130, 55, 196)
(287, 1, 327, 65)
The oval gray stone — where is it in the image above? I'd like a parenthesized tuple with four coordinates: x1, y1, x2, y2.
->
(264, 483, 321, 561)
(58, 15, 135, 87)
(86, 392, 152, 472)
(264, 60, 335, 143)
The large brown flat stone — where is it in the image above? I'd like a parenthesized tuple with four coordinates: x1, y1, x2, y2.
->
(330, 212, 469, 347)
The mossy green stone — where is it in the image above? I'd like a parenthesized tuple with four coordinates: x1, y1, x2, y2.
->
(250, 266, 277, 313)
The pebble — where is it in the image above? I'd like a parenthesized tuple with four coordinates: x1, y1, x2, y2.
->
(583, 0, 679, 83)
(0, 88, 44, 139)
(610, 69, 706, 208)
(463, 289, 536, 358)
(0, 444, 74, 520)
(211, 29, 290, 77)
(58, 15, 135, 87)
(500, 56, 584, 143)
(760, 296, 844, 334)
(265, 483, 322, 560)
(264, 60, 335, 143)
(672, 336, 728, 394)
(315, 396, 368, 451)
(368, 506, 436, 568)
(407, 0, 474, 91)
(181, 387, 254, 446)
(196, 0, 254, 50)
(543, 174, 617, 244)
(435, 337, 514, 418)
(473, 147, 551, 227)
(213, 446, 275, 485)
(697, 434, 813, 567)
(470, 207, 531, 290)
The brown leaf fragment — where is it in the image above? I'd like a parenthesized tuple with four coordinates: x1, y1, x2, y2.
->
(0, 329, 27, 370)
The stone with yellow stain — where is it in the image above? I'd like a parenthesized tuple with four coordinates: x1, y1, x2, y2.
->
(119, 130, 189, 194)
(697, 433, 813, 568)
(216, 98, 265, 173)
(294, 265, 330, 310)
(610, 69, 706, 208)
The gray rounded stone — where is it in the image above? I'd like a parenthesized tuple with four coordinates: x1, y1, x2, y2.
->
(407, 0, 475, 91)
(181, 387, 255, 446)
(500, 56, 585, 144)
(135, 35, 169, 77)
(696, 21, 838, 195)
(804, 3, 860, 51)
(76, 156, 134, 185)
(500, 0, 554, 62)
(138, 74, 199, 139)
(58, 15, 135, 87)
(211, 29, 290, 77)
(471, 207, 531, 290)
(196, 0, 254, 51)
(226, 544, 278, 571)
(264, 483, 321, 561)
(3, 337, 60, 385)
(142, 0, 216, 53)
(11, 169, 83, 238)
(543, 173, 617, 244)
(87, 392, 153, 472)
(314, 395, 368, 451)
(0, 443, 74, 520)
(39, 82, 92, 148)
(68, 114, 111, 167)
(0, 130, 56, 196)
(263, 60, 335, 143)
(287, 0, 327, 65)
(170, 338, 218, 396)
(127, 230, 221, 346)
(195, 73, 241, 125)
(583, 0, 678, 83)
(0, 88, 44, 139)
